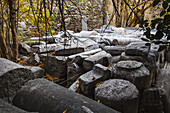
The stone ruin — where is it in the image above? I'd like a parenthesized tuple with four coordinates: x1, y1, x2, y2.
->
(0, 28, 170, 113)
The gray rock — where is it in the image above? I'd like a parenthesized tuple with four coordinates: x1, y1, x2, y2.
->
(79, 64, 111, 96)
(18, 43, 32, 56)
(55, 47, 84, 56)
(67, 63, 84, 86)
(166, 51, 170, 62)
(68, 48, 102, 61)
(68, 80, 79, 92)
(95, 79, 139, 113)
(125, 42, 150, 56)
(24, 66, 45, 78)
(103, 46, 125, 55)
(0, 58, 35, 101)
(31, 44, 62, 53)
(156, 69, 170, 113)
(143, 88, 163, 113)
(13, 78, 120, 113)
(83, 51, 112, 71)
(120, 52, 157, 79)
(41, 55, 67, 78)
(0, 99, 29, 113)
(112, 60, 150, 93)
(26, 53, 40, 66)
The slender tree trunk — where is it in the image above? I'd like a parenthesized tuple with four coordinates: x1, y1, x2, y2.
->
(8, 0, 18, 62)
(0, 0, 9, 59)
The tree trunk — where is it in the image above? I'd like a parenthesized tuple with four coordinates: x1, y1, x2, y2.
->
(0, 0, 9, 59)
(8, 0, 18, 62)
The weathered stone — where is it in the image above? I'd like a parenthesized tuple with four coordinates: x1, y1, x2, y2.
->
(55, 47, 84, 56)
(13, 78, 120, 113)
(79, 64, 111, 96)
(68, 48, 102, 61)
(26, 53, 40, 66)
(156, 69, 170, 113)
(67, 63, 84, 86)
(0, 99, 30, 113)
(103, 46, 125, 55)
(111, 56, 120, 63)
(120, 52, 157, 74)
(68, 80, 79, 92)
(103, 36, 141, 45)
(95, 79, 139, 113)
(143, 88, 163, 113)
(0, 58, 35, 101)
(166, 51, 170, 62)
(40, 55, 67, 78)
(83, 51, 112, 71)
(25, 41, 46, 47)
(18, 43, 32, 56)
(24, 66, 45, 78)
(125, 42, 150, 56)
(112, 60, 150, 93)
(31, 44, 62, 53)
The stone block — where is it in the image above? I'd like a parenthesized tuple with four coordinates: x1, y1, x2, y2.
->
(40, 55, 67, 78)
(112, 60, 150, 93)
(103, 46, 125, 55)
(26, 53, 40, 66)
(0, 58, 35, 101)
(143, 88, 163, 113)
(18, 43, 32, 56)
(125, 42, 150, 56)
(24, 66, 45, 78)
(83, 51, 112, 71)
(95, 79, 139, 113)
(55, 47, 84, 56)
(0, 99, 30, 113)
(13, 78, 120, 113)
(79, 64, 111, 96)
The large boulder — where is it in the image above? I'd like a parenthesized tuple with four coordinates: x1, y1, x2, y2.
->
(95, 79, 139, 113)
(0, 58, 35, 101)
(13, 78, 120, 113)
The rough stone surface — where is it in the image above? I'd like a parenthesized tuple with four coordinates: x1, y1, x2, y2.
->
(95, 79, 139, 113)
(31, 44, 62, 53)
(13, 78, 120, 113)
(55, 47, 84, 56)
(79, 64, 111, 96)
(40, 55, 67, 78)
(120, 52, 157, 74)
(0, 58, 35, 101)
(143, 88, 163, 113)
(0, 99, 29, 113)
(112, 60, 150, 93)
(103, 46, 125, 55)
(24, 66, 45, 78)
(68, 48, 102, 61)
(26, 54, 40, 66)
(156, 69, 170, 113)
(83, 51, 112, 71)
(166, 51, 170, 62)
(67, 62, 84, 86)
(125, 42, 150, 56)
(18, 43, 32, 56)
(116, 60, 143, 69)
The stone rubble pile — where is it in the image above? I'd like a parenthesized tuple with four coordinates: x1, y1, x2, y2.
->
(1, 28, 170, 113)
